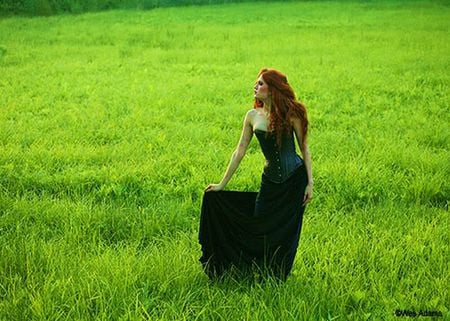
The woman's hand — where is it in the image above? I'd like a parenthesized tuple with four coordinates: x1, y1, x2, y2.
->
(303, 183, 313, 206)
(205, 183, 225, 192)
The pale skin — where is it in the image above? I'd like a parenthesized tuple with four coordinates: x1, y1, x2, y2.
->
(205, 75, 313, 206)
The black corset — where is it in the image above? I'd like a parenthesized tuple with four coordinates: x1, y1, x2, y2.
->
(254, 129, 303, 183)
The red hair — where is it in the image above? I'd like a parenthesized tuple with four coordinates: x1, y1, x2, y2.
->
(253, 68, 309, 146)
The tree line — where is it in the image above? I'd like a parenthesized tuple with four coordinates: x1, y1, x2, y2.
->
(0, 0, 283, 16)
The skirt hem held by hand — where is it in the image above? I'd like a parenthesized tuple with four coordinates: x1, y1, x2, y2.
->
(199, 164, 308, 280)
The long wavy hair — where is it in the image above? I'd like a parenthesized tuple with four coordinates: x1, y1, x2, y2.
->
(253, 68, 309, 147)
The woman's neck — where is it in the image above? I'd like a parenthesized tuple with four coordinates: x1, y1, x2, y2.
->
(262, 100, 272, 114)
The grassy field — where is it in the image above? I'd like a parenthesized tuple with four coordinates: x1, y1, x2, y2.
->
(0, 1, 449, 320)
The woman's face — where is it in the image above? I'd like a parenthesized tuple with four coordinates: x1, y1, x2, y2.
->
(254, 75, 270, 101)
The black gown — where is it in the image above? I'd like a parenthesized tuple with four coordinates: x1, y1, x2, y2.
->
(199, 129, 309, 280)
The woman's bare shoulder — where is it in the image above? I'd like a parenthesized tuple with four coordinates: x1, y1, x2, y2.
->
(245, 108, 257, 119)
(289, 115, 303, 125)
(246, 108, 257, 115)
(243, 109, 257, 126)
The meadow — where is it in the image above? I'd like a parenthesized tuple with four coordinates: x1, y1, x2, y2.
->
(0, 1, 449, 320)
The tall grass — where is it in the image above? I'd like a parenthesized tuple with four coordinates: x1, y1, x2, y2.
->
(0, 1, 449, 320)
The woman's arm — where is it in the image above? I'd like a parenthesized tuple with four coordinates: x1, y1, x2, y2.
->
(205, 110, 254, 192)
(291, 117, 313, 205)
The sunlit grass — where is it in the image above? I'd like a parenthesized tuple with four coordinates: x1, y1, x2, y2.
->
(0, 1, 449, 320)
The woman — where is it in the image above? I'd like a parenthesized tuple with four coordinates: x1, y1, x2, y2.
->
(199, 68, 313, 281)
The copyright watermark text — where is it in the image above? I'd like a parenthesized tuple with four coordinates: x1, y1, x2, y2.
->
(394, 309, 443, 318)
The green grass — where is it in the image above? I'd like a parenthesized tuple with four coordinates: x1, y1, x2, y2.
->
(0, 1, 449, 320)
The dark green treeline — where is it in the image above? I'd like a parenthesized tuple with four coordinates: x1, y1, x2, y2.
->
(1, 0, 441, 17)
(0, 0, 292, 16)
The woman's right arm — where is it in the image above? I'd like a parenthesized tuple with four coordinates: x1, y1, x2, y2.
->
(205, 110, 254, 192)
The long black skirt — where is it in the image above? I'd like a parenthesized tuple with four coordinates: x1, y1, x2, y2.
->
(199, 164, 308, 280)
